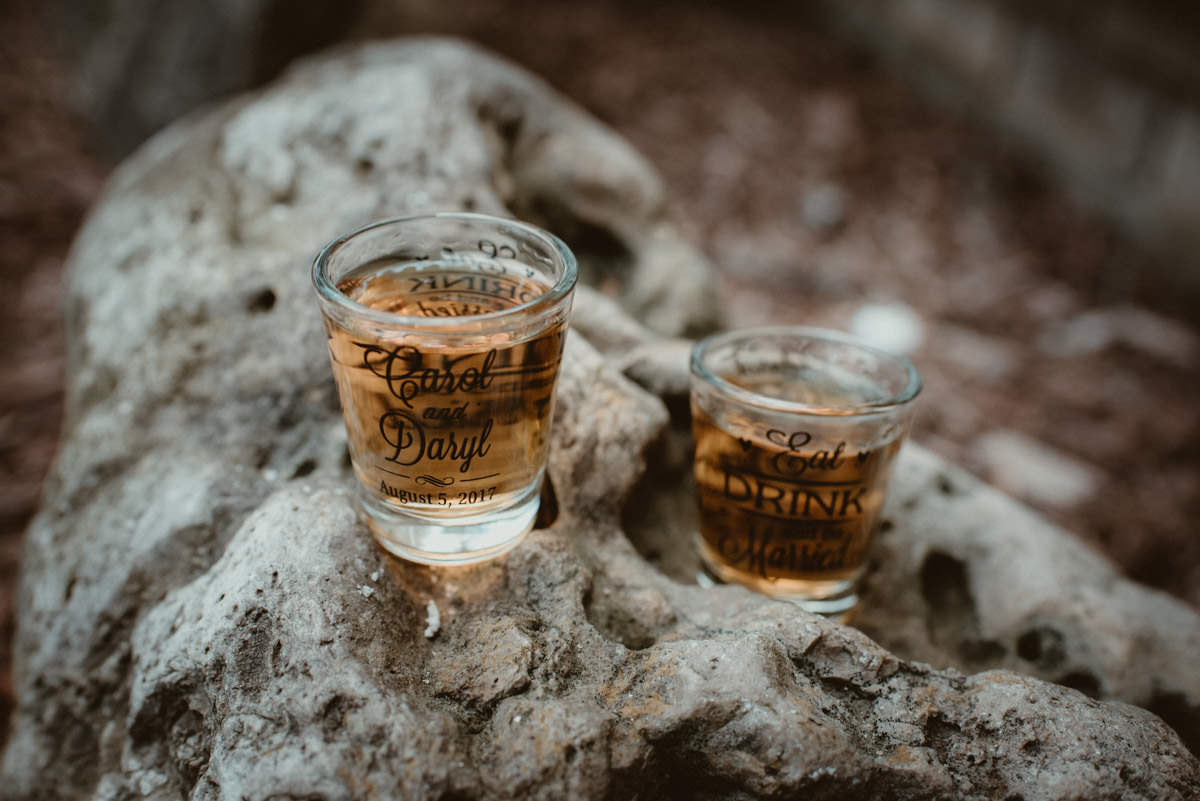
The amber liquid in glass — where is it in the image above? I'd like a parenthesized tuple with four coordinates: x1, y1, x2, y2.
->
(326, 261, 565, 525)
(692, 375, 901, 602)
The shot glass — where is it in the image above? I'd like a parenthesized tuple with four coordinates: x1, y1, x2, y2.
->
(313, 213, 577, 564)
(690, 327, 921, 615)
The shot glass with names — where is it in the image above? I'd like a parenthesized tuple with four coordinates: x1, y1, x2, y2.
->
(313, 213, 576, 565)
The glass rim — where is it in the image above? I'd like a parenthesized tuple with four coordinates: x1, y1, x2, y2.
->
(690, 325, 923, 416)
(312, 212, 578, 330)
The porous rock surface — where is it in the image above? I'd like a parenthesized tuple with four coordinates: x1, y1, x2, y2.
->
(607, 306, 1200, 758)
(3, 39, 1199, 801)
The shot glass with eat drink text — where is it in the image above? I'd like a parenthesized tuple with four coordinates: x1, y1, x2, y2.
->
(690, 327, 921, 615)
(313, 213, 576, 565)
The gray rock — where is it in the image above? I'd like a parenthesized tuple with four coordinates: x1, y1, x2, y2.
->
(800, 182, 848, 232)
(618, 338, 1200, 762)
(849, 301, 926, 356)
(863, 444, 1200, 752)
(934, 324, 1023, 383)
(1037, 305, 1200, 368)
(5, 38, 1199, 801)
(971, 428, 1104, 508)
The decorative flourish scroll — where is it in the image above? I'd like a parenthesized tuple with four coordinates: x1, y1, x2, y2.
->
(415, 474, 455, 487)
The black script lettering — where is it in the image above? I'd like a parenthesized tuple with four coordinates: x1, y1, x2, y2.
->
(380, 410, 493, 473)
(380, 410, 424, 466)
(719, 523, 855, 578)
(745, 523, 772, 577)
(718, 528, 749, 564)
(767, 429, 812, 451)
(415, 300, 491, 317)
(422, 403, 468, 421)
(838, 487, 865, 515)
(357, 344, 498, 407)
(772, 440, 847, 476)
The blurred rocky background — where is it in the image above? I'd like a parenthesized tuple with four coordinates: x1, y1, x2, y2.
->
(2, 0, 1197, 744)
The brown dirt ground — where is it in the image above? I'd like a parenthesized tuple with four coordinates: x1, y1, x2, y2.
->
(0, 0, 107, 742)
(2, 0, 1197, 740)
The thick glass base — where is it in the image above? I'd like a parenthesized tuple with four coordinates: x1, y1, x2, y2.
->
(360, 486, 538, 565)
(696, 536, 862, 618)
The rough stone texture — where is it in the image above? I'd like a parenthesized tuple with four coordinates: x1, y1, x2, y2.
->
(612, 317, 1200, 760)
(4, 39, 1199, 800)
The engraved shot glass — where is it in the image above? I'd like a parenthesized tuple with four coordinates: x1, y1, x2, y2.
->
(690, 327, 921, 615)
(313, 214, 577, 564)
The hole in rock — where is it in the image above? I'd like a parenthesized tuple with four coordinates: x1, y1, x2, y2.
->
(497, 115, 523, 148)
(920, 551, 972, 620)
(291, 458, 317, 479)
(1016, 626, 1066, 670)
(535, 475, 558, 530)
(253, 445, 274, 470)
(583, 585, 662, 651)
(919, 550, 1005, 669)
(247, 288, 277, 313)
(609, 747, 740, 801)
(620, 406, 703, 586)
(168, 707, 208, 786)
(921, 714, 960, 759)
(516, 199, 633, 293)
(320, 693, 362, 737)
(1016, 630, 1041, 661)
